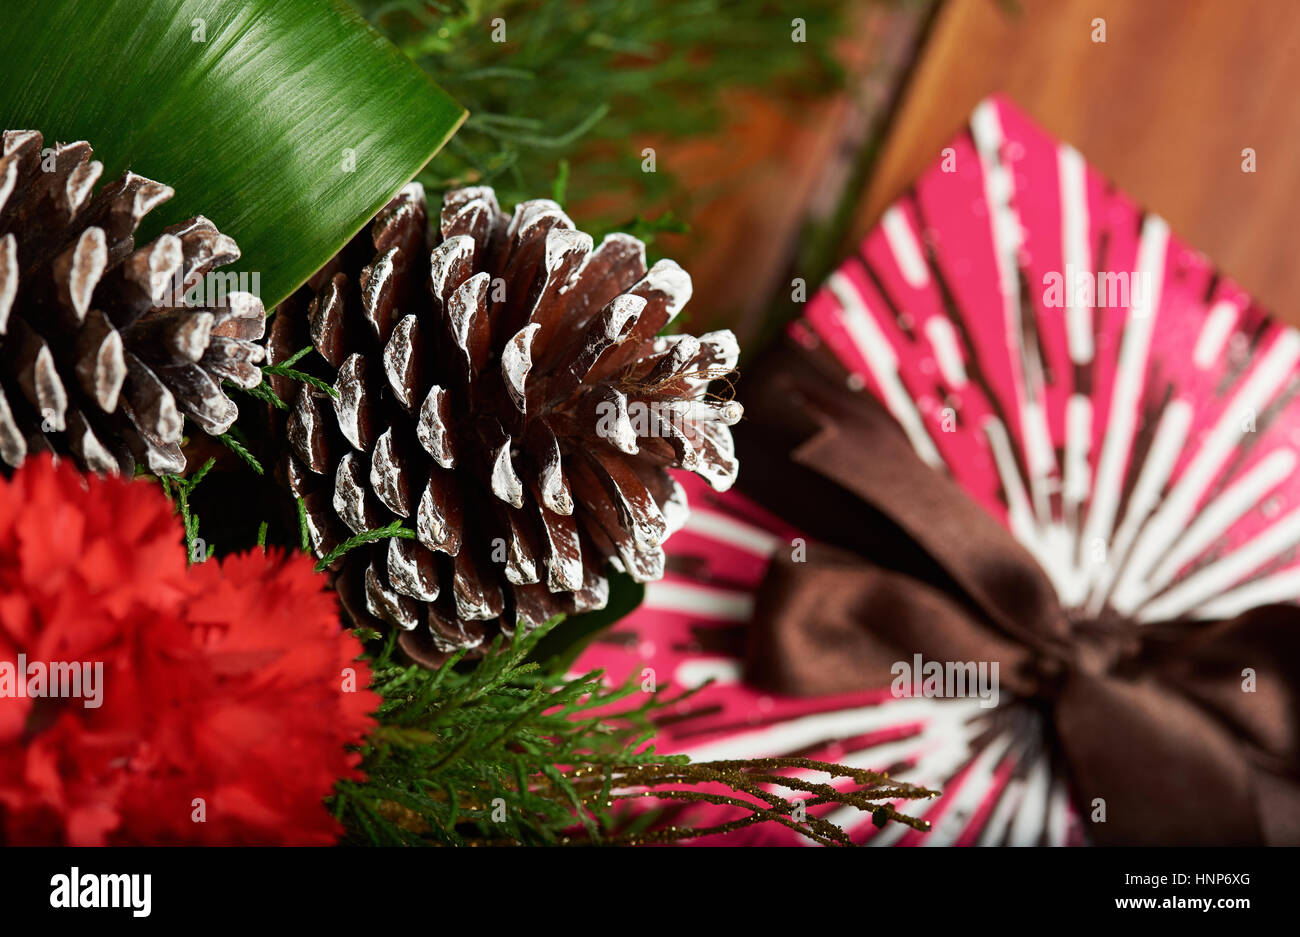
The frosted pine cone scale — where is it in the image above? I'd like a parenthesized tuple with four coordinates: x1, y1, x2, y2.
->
(0, 129, 265, 475)
(271, 184, 739, 667)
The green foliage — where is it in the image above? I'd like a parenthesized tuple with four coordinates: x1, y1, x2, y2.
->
(161, 457, 216, 563)
(332, 621, 675, 845)
(348, 0, 846, 236)
(0, 0, 465, 309)
(331, 619, 938, 845)
(315, 520, 416, 572)
(218, 430, 264, 476)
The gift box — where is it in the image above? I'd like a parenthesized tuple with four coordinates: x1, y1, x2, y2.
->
(572, 95, 1300, 846)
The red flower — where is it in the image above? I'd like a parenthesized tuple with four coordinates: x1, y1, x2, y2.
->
(0, 455, 379, 845)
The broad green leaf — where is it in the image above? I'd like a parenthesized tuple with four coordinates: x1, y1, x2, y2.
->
(0, 0, 466, 309)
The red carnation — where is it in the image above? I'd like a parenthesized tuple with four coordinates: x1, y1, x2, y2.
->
(0, 455, 379, 845)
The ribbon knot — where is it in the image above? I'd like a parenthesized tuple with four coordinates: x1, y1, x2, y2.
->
(1063, 612, 1142, 680)
(737, 342, 1300, 845)
(1017, 615, 1140, 704)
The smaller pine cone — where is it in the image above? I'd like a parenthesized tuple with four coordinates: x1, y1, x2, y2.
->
(0, 129, 266, 475)
(270, 184, 741, 667)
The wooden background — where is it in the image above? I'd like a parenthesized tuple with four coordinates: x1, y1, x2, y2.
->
(638, 0, 932, 346)
(857, 0, 1300, 325)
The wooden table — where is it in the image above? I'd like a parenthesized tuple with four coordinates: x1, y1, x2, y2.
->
(856, 0, 1300, 324)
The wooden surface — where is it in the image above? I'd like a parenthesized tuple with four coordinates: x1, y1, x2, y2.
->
(575, 1, 933, 348)
(662, 1, 930, 345)
(856, 0, 1300, 325)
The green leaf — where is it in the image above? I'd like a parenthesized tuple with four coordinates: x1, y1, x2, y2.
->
(0, 0, 466, 310)
(528, 570, 645, 675)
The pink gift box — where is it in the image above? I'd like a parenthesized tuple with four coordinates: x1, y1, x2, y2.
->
(573, 95, 1300, 845)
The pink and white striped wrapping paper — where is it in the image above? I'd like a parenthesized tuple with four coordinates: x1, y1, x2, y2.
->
(571, 95, 1300, 845)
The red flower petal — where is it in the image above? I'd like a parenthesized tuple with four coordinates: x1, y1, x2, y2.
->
(0, 456, 379, 845)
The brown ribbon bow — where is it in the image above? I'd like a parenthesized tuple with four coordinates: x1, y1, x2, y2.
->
(735, 342, 1300, 845)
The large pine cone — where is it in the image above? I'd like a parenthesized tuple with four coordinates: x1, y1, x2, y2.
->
(270, 184, 740, 667)
(0, 129, 265, 475)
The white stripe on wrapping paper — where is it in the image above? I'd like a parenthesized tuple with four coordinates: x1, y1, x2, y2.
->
(925, 316, 968, 388)
(971, 99, 1058, 529)
(673, 658, 743, 688)
(985, 416, 1037, 538)
(1023, 400, 1057, 492)
(1042, 523, 1083, 608)
(976, 753, 1070, 847)
(1047, 778, 1074, 846)
(1059, 144, 1095, 366)
(1079, 215, 1170, 597)
(971, 100, 1023, 286)
(1193, 300, 1240, 371)
(1192, 568, 1300, 620)
(1112, 328, 1300, 614)
(1008, 753, 1052, 847)
(920, 732, 1015, 847)
(882, 205, 930, 289)
(985, 416, 1060, 587)
(643, 580, 754, 621)
(1064, 397, 1095, 507)
(1062, 395, 1093, 595)
(678, 695, 958, 764)
(1138, 503, 1300, 621)
(1145, 447, 1296, 598)
(1085, 399, 1193, 614)
(978, 774, 1025, 846)
(827, 271, 944, 467)
(681, 507, 781, 558)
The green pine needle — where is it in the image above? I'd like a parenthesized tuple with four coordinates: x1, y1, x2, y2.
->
(162, 457, 216, 564)
(263, 366, 338, 397)
(550, 157, 570, 205)
(272, 345, 315, 369)
(315, 520, 415, 571)
(219, 431, 264, 475)
(238, 378, 288, 410)
(296, 496, 310, 552)
(260, 346, 339, 398)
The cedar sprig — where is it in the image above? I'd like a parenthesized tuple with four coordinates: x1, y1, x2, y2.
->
(218, 429, 264, 475)
(231, 344, 339, 415)
(314, 520, 417, 572)
(160, 456, 216, 563)
(330, 618, 938, 845)
(263, 345, 339, 397)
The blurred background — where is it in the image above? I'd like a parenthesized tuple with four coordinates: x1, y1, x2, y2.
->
(351, 0, 1300, 349)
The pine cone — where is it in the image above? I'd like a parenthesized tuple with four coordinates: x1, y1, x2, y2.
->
(269, 184, 741, 667)
(0, 129, 266, 475)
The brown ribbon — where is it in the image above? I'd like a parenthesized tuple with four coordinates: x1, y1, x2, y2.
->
(736, 341, 1300, 845)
